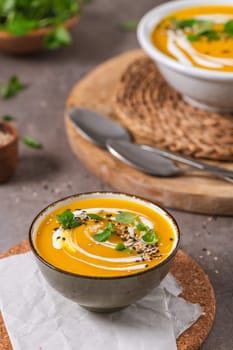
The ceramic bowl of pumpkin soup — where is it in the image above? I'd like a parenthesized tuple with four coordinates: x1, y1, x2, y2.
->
(137, 0, 233, 112)
(29, 192, 180, 312)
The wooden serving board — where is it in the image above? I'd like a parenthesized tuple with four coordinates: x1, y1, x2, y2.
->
(0, 242, 215, 350)
(65, 49, 233, 215)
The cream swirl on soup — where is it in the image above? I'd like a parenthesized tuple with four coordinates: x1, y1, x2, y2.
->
(35, 198, 177, 277)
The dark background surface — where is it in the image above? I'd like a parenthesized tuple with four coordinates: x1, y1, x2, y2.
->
(0, 1, 233, 349)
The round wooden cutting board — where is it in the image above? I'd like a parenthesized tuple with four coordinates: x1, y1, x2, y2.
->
(65, 49, 233, 215)
(0, 242, 215, 350)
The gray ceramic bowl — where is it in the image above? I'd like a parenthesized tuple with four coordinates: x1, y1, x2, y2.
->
(137, 0, 233, 113)
(29, 192, 180, 312)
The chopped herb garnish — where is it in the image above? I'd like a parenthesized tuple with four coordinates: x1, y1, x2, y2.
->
(0, 0, 93, 49)
(170, 17, 222, 42)
(115, 242, 127, 251)
(22, 137, 43, 149)
(57, 209, 81, 229)
(0, 76, 26, 99)
(142, 230, 159, 245)
(44, 27, 71, 50)
(116, 212, 136, 224)
(1, 115, 15, 122)
(120, 20, 138, 32)
(204, 30, 221, 41)
(187, 34, 200, 42)
(175, 18, 199, 29)
(94, 222, 115, 242)
(87, 213, 104, 221)
(136, 222, 148, 231)
(224, 19, 233, 37)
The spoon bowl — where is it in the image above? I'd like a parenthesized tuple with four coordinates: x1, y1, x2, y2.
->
(69, 108, 131, 148)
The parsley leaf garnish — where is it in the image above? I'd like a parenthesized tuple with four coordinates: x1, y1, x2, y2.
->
(136, 222, 147, 231)
(120, 20, 138, 32)
(115, 242, 127, 251)
(2, 115, 15, 122)
(94, 222, 115, 242)
(0, 0, 93, 49)
(57, 209, 81, 229)
(87, 213, 104, 221)
(142, 230, 159, 245)
(224, 19, 233, 37)
(116, 212, 136, 224)
(7, 17, 37, 36)
(22, 137, 43, 149)
(44, 27, 72, 50)
(0, 76, 26, 99)
(175, 18, 198, 29)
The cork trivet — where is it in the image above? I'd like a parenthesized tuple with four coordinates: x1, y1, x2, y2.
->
(113, 57, 233, 161)
(0, 241, 215, 350)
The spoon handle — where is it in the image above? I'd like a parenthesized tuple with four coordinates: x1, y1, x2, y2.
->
(141, 145, 233, 179)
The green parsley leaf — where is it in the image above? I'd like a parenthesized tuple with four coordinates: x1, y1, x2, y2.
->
(57, 209, 81, 229)
(136, 222, 148, 231)
(22, 137, 43, 149)
(142, 230, 159, 245)
(116, 212, 136, 224)
(187, 34, 200, 42)
(120, 20, 138, 32)
(175, 18, 198, 29)
(224, 19, 233, 37)
(44, 27, 71, 50)
(0, 76, 26, 99)
(115, 242, 127, 251)
(94, 222, 115, 242)
(2, 115, 15, 122)
(204, 30, 221, 41)
(7, 17, 37, 36)
(1, 0, 15, 12)
(87, 213, 104, 221)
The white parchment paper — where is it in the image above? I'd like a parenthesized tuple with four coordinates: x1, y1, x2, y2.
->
(0, 252, 202, 350)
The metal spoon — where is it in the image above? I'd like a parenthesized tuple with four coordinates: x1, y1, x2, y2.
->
(106, 139, 192, 177)
(108, 140, 233, 183)
(68, 108, 233, 182)
(68, 107, 131, 148)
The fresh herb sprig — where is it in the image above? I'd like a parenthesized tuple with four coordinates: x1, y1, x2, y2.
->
(115, 242, 132, 254)
(1, 115, 15, 122)
(0, 0, 93, 49)
(87, 213, 104, 221)
(120, 20, 138, 32)
(57, 209, 81, 229)
(116, 212, 136, 224)
(136, 222, 159, 245)
(0, 76, 26, 99)
(142, 230, 159, 245)
(94, 222, 115, 242)
(22, 137, 43, 149)
(170, 17, 233, 42)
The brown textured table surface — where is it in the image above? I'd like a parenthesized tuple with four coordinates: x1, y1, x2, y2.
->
(0, 1, 233, 349)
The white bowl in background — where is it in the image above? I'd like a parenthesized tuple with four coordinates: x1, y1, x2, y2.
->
(137, 0, 233, 113)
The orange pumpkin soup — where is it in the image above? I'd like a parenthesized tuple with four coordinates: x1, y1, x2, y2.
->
(35, 197, 177, 277)
(151, 5, 233, 71)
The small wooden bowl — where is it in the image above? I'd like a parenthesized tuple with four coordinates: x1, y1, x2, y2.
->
(0, 16, 79, 55)
(0, 122, 18, 183)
